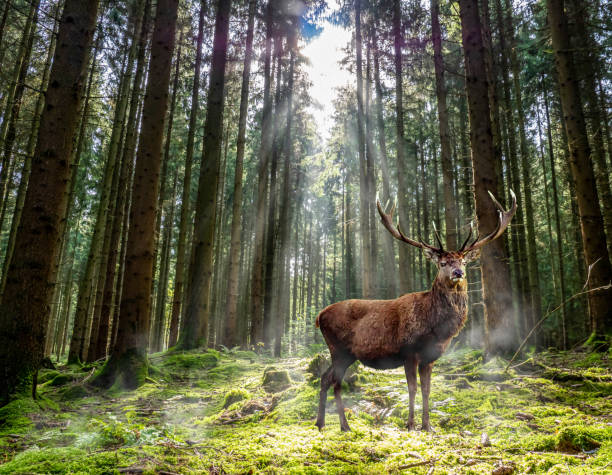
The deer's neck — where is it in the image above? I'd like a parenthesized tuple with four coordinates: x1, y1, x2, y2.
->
(428, 277, 469, 339)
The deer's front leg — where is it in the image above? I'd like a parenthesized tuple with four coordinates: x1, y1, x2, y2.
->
(418, 362, 434, 431)
(404, 355, 418, 430)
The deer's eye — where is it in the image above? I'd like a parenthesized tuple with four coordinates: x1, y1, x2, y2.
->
(440, 262, 447, 267)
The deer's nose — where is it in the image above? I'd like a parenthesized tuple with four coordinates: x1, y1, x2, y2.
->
(452, 269, 464, 279)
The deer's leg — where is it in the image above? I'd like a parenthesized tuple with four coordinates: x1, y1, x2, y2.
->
(315, 366, 333, 430)
(332, 356, 354, 432)
(419, 362, 434, 431)
(404, 355, 418, 430)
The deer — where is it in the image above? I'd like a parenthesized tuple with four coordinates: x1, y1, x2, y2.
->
(314, 191, 517, 432)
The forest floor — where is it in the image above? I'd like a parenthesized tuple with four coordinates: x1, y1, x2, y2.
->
(0, 345, 610, 474)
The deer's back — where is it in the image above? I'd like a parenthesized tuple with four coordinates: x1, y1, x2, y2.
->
(316, 293, 431, 362)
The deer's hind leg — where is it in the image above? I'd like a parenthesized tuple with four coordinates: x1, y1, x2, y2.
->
(331, 354, 355, 432)
(315, 366, 333, 430)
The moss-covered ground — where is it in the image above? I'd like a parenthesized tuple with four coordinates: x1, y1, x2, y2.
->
(0, 346, 610, 474)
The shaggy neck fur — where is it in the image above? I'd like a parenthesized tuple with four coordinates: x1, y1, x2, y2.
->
(428, 275, 469, 340)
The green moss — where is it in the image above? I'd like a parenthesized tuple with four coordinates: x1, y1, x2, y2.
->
(0, 398, 38, 434)
(263, 367, 291, 393)
(37, 370, 60, 384)
(162, 350, 219, 370)
(0, 446, 134, 474)
(48, 373, 78, 387)
(1, 349, 610, 473)
(555, 425, 611, 453)
(223, 388, 250, 408)
(307, 353, 330, 379)
(59, 385, 89, 401)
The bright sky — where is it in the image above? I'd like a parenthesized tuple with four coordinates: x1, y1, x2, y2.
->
(302, 9, 352, 141)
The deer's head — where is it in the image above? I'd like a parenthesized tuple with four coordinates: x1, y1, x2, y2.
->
(377, 191, 517, 288)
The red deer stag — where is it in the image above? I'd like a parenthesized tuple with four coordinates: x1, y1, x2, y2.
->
(315, 191, 517, 431)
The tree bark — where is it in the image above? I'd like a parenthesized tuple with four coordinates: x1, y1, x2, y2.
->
(355, 0, 373, 298)
(223, 0, 256, 348)
(94, 0, 178, 388)
(547, 0, 612, 339)
(180, 0, 232, 349)
(249, 0, 275, 346)
(431, 0, 457, 250)
(0, 0, 99, 404)
(458, 0, 516, 357)
(393, 0, 412, 293)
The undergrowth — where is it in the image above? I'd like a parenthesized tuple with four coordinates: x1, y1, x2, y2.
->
(0, 347, 610, 473)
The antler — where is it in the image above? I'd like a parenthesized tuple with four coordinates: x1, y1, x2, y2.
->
(376, 200, 442, 253)
(462, 190, 517, 253)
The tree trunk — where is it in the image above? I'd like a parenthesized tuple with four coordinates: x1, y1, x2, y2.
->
(458, 0, 516, 357)
(1, 3, 59, 291)
(262, 38, 283, 346)
(393, 0, 412, 292)
(0, 0, 40, 215)
(94, 0, 178, 388)
(169, 2, 206, 348)
(0, 0, 99, 404)
(431, 0, 457, 250)
(568, 0, 612, 257)
(249, 0, 274, 346)
(223, 0, 255, 348)
(547, 0, 612, 340)
(372, 22, 397, 297)
(503, 0, 542, 331)
(180, 0, 232, 349)
(355, 0, 373, 298)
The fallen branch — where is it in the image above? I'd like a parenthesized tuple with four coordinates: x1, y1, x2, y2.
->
(398, 458, 436, 470)
(506, 283, 612, 371)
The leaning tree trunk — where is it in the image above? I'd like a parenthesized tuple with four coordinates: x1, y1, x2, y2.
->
(223, 0, 255, 348)
(547, 0, 612, 340)
(0, 0, 99, 404)
(458, 0, 516, 357)
(180, 0, 232, 350)
(94, 0, 179, 389)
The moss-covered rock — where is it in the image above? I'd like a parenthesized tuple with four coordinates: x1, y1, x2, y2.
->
(555, 425, 611, 453)
(306, 353, 330, 379)
(0, 397, 38, 434)
(59, 385, 89, 401)
(162, 350, 219, 370)
(262, 367, 291, 393)
(48, 373, 79, 387)
(223, 388, 250, 408)
(37, 369, 60, 384)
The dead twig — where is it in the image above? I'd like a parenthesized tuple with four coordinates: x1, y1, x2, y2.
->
(506, 283, 612, 371)
(398, 458, 437, 470)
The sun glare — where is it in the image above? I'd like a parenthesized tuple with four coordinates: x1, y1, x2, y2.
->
(302, 15, 352, 141)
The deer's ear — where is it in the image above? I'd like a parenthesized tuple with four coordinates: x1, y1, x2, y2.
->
(423, 248, 441, 263)
(464, 248, 481, 262)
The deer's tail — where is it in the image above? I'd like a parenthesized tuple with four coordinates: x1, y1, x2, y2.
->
(315, 309, 326, 328)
